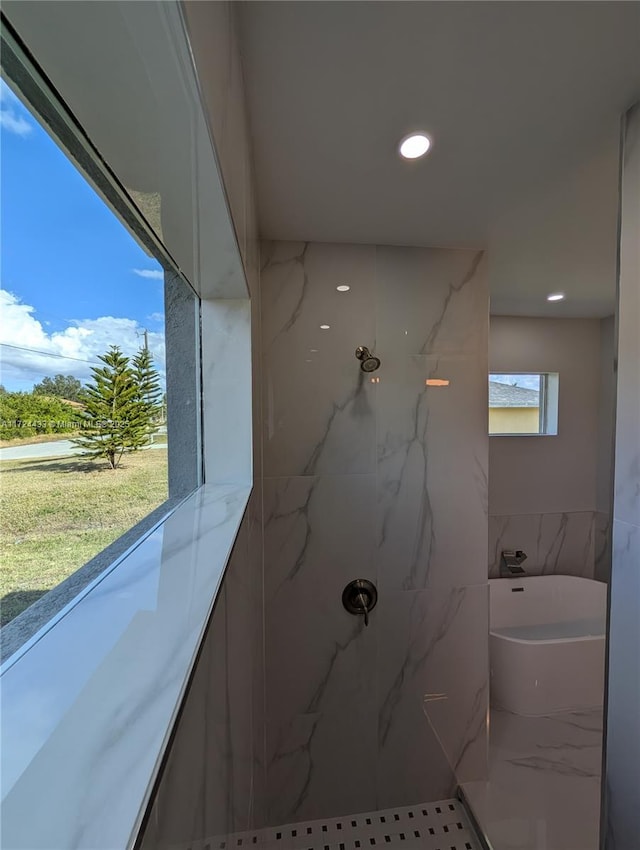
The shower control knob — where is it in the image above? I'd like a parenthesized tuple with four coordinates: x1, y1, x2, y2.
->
(342, 579, 378, 627)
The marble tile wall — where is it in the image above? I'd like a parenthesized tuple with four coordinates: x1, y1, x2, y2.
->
(594, 510, 612, 584)
(604, 102, 640, 850)
(138, 3, 266, 847)
(138, 505, 264, 849)
(488, 511, 597, 579)
(261, 241, 489, 825)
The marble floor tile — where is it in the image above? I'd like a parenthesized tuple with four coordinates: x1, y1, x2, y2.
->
(462, 707, 603, 850)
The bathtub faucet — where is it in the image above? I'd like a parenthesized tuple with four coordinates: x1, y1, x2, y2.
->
(500, 549, 527, 577)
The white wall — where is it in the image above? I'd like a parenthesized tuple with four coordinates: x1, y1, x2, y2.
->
(490, 315, 601, 515)
(489, 128, 620, 318)
(488, 315, 614, 579)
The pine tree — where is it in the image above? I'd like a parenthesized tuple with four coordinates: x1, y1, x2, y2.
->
(73, 346, 147, 469)
(131, 347, 162, 445)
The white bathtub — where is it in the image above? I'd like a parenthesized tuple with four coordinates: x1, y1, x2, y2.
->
(489, 576, 607, 716)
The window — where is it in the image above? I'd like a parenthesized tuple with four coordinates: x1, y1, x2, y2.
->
(489, 373, 559, 436)
(0, 35, 199, 633)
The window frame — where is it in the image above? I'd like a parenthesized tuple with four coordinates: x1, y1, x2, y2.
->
(488, 371, 559, 437)
(0, 14, 202, 658)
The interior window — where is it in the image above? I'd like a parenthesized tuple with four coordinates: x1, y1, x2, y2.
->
(489, 372, 559, 436)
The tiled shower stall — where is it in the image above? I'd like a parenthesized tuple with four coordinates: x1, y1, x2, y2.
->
(260, 242, 489, 822)
(141, 242, 490, 846)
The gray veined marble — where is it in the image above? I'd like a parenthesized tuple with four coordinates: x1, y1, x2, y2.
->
(263, 475, 378, 823)
(488, 511, 597, 579)
(261, 241, 377, 478)
(377, 356, 488, 591)
(593, 510, 612, 583)
(138, 515, 264, 849)
(462, 707, 603, 850)
(603, 101, 640, 850)
(604, 520, 640, 850)
(260, 240, 489, 825)
(375, 246, 488, 357)
(377, 585, 489, 809)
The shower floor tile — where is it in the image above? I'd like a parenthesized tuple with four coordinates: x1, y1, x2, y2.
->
(188, 799, 483, 850)
(461, 707, 603, 850)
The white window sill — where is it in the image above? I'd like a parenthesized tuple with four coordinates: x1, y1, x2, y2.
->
(0, 483, 251, 850)
(489, 433, 558, 437)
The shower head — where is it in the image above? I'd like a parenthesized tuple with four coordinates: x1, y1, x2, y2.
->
(355, 346, 381, 373)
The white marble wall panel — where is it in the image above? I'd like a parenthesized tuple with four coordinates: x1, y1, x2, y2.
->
(375, 247, 487, 357)
(594, 510, 612, 584)
(260, 241, 489, 826)
(138, 510, 265, 849)
(248, 489, 267, 829)
(488, 511, 596, 579)
(377, 585, 489, 809)
(605, 103, 640, 850)
(610, 105, 640, 530)
(261, 242, 377, 477)
(202, 299, 253, 486)
(377, 355, 488, 590)
(605, 521, 640, 849)
(263, 475, 378, 822)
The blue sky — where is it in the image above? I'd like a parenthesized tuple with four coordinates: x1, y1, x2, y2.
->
(490, 373, 541, 391)
(0, 78, 165, 391)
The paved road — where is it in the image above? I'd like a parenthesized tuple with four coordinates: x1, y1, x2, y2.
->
(0, 440, 167, 461)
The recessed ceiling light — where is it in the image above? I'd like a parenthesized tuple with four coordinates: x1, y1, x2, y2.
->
(336, 285, 350, 292)
(547, 293, 565, 302)
(399, 133, 431, 160)
(320, 324, 330, 330)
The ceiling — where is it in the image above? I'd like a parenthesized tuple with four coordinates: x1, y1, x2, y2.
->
(238, 2, 640, 316)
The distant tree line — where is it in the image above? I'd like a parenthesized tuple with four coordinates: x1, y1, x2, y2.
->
(33, 374, 83, 402)
(0, 393, 78, 440)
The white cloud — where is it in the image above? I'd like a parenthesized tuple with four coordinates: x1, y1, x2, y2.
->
(1, 111, 33, 137)
(148, 312, 164, 323)
(132, 268, 164, 281)
(0, 79, 33, 137)
(0, 289, 165, 389)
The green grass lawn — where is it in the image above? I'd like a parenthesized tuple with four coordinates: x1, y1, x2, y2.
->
(0, 449, 168, 627)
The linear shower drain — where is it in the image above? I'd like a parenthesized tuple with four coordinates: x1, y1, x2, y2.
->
(183, 798, 482, 850)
